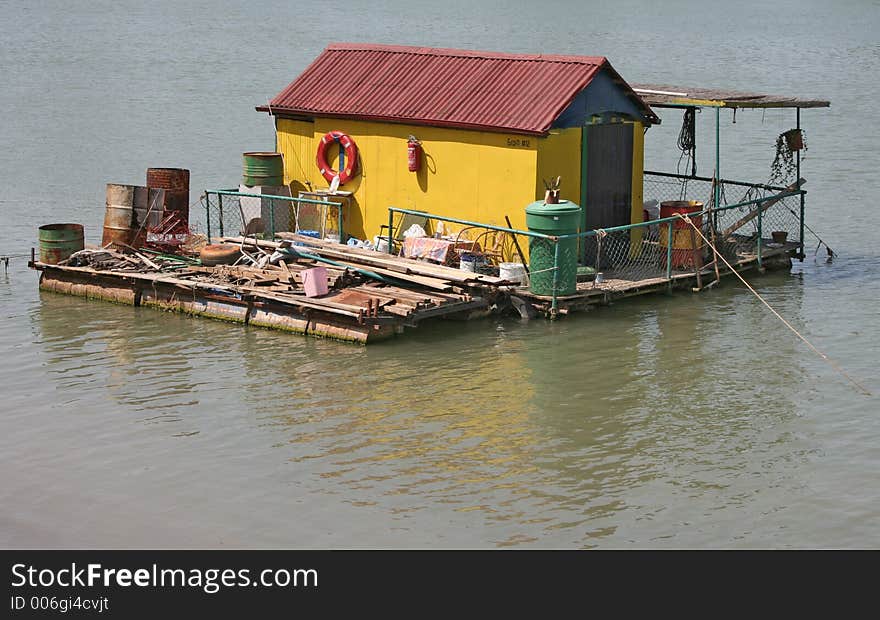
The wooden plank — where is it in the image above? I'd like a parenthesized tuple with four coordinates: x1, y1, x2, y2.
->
(324, 259, 455, 291)
(406, 299, 489, 322)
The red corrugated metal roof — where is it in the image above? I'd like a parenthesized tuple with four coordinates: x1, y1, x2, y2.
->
(261, 43, 656, 135)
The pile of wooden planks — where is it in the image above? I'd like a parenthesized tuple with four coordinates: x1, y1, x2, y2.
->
(33, 231, 504, 333)
(222, 233, 514, 291)
(172, 259, 484, 325)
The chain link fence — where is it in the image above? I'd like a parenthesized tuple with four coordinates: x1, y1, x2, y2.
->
(204, 190, 344, 243)
(581, 226, 668, 288)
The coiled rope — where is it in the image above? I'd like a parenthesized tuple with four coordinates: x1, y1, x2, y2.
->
(677, 108, 697, 179)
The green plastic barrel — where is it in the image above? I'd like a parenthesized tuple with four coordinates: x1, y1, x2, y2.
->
(39, 223, 84, 265)
(242, 152, 284, 187)
(525, 200, 581, 296)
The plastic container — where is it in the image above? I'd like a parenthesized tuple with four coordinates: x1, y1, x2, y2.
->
(771, 230, 788, 244)
(459, 251, 485, 273)
(525, 199, 582, 296)
(373, 236, 390, 253)
(499, 262, 527, 286)
(302, 267, 328, 297)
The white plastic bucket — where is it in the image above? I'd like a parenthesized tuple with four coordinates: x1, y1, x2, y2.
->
(459, 252, 485, 272)
(499, 262, 527, 285)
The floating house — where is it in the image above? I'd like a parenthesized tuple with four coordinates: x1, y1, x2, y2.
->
(30, 43, 831, 344)
(258, 43, 659, 240)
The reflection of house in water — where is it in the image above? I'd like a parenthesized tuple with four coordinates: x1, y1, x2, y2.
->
(260, 333, 544, 521)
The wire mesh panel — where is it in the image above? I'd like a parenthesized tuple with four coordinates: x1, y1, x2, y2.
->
(707, 192, 803, 262)
(643, 173, 716, 208)
(586, 227, 670, 288)
(204, 191, 342, 243)
(760, 193, 802, 245)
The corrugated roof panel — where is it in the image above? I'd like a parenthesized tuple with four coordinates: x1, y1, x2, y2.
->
(264, 43, 658, 134)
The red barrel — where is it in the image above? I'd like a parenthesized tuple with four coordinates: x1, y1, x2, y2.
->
(146, 168, 190, 225)
(659, 200, 704, 269)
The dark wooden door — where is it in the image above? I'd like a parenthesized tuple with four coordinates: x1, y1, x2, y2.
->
(581, 123, 633, 266)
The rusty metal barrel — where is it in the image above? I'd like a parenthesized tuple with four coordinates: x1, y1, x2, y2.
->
(39, 223, 84, 264)
(102, 183, 136, 248)
(146, 167, 190, 225)
(242, 152, 284, 187)
(659, 200, 704, 268)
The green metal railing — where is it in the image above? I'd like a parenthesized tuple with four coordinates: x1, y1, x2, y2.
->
(204, 189, 344, 243)
(388, 185, 805, 316)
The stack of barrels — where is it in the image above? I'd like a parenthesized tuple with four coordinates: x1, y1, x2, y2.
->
(101, 168, 190, 248)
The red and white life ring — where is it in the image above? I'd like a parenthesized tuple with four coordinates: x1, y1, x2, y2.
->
(316, 131, 359, 185)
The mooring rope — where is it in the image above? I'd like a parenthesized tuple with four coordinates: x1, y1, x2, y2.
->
(676, 213, 871, 396)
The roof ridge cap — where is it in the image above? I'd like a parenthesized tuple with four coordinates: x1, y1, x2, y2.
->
(325, 42, 607, 65)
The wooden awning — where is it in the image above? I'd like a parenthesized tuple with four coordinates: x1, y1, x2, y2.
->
(632, 84, 830, 109)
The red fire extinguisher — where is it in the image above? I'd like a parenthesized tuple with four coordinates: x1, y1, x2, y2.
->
(407, 136, 422, 172)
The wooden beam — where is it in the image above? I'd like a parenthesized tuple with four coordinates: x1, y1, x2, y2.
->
(721, 179, 805, 238)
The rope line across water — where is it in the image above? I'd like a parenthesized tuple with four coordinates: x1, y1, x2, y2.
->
(675, 213, 871, 396)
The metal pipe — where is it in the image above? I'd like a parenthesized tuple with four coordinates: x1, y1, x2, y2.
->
(209, 189, 342, 207)
(218, 194, 224, 238)
(554, 191, 802, 241)
(337, 203, 344, 244)
(666, 218, 674, 293)
(757, 197, 763, 270)
(389, 192, 800, 250)
(205, 191, 212, 242)
(387, 209, 394, 254)
(714, 107, 721, 213)
(389, 207, 551, 240)
(797, 107, 805, 262)
(645, 170, 794, 193)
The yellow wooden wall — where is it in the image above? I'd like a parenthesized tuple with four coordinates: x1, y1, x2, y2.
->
(534, 127, 582, 207)
(276, 118, 645, 243)
(277, 118, 538, 241)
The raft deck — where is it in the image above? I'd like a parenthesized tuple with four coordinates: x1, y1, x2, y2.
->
(31, 230, 798, 343)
